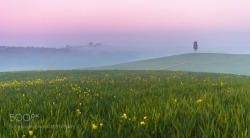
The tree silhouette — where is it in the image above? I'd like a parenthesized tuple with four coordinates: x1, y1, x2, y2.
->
(193, 41, 198, 53)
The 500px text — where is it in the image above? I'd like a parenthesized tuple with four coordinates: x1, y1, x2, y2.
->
(10, 114, 39, 122)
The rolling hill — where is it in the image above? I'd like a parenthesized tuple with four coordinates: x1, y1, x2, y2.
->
(94, 53, 250, 76)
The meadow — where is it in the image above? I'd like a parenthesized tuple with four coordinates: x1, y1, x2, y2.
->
(0, 70, 250, 137)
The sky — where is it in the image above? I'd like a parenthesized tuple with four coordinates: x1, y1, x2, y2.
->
(1, 0, 250, 55)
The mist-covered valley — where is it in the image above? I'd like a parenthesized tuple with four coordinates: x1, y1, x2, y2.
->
(1, 43, 250, 75)
(0, 44, 141, 71)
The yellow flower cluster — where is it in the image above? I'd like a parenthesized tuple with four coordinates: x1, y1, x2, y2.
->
(92, 123, 104, 129)
(0, 78, 63, 89)
(140, 116, 147, 125)
(121, 113, 127, 119)
(121, 113, 147, 125)
(49, 78, 66, 84)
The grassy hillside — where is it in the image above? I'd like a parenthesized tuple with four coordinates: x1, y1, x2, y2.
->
(95, 53, 250, 75)
(1, 70, 250, 137)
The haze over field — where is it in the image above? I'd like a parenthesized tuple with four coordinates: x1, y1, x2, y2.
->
(0, 45, 143, 71)
(1, 0, 250, 72)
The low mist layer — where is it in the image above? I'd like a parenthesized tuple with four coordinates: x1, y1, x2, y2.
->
(0, 45, 140, 71)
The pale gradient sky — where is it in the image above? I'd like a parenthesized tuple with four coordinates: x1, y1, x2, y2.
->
(1, 0, 250, 54)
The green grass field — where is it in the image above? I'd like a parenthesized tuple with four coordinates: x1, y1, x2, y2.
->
(1, 70, 250, 137)
(95, 53, 250, 76)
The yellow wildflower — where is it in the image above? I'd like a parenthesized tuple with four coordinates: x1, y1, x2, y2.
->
(143, 116, 147, 120)
(100, 123, 104, 127)
(92, 124, 98, 129)
(28, 130, 33, 136)
(121, 113, 127, 119)
(140, 121, 145, 125)
(197, 99, 203, 103)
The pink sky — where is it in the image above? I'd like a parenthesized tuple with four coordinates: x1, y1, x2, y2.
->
(1, 0, 250, 54)
(1, 0, 250, 34)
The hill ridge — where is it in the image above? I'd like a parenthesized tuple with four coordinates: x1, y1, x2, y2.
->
(93, 53, 250, 76)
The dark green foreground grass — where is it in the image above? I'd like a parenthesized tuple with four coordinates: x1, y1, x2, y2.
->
(0, 70, 250, 137)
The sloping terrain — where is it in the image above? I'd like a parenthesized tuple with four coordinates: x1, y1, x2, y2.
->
(95, 53, 250, 75)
